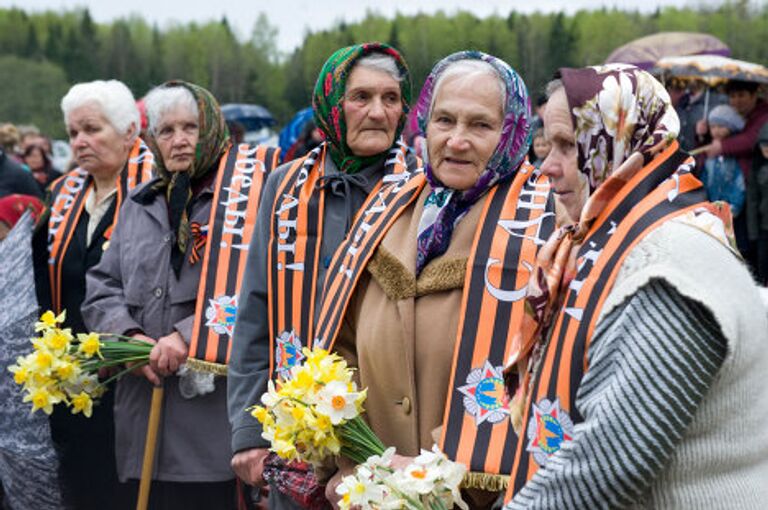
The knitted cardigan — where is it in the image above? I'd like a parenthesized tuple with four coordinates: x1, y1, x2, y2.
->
(508, 219, 768, 509)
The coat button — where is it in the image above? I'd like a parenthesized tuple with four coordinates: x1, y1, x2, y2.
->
(153, 287, 163, 298)
(163, 233, 172, 243)
(400, 396, 412, 415)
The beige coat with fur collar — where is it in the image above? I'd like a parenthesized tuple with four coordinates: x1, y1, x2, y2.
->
(334, 184, 499, 507)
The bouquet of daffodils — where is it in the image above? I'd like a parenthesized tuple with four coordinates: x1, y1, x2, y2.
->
(251, 347, 468, 509)
(336, 447, 468, 510)
(251, 347, 384, 466)
(8, 310, 153, 416)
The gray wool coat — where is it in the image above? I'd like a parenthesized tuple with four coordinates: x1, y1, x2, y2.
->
(82, 176, 233, 483)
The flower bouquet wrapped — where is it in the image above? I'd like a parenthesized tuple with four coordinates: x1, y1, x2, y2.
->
(336, 447, 468, 510)
(251, 347, 468, 509)
(8, 310, 154, 416)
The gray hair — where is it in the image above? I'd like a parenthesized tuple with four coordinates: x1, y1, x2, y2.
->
(144, 86, 199, 135)
(354, 53, 403, 83)
(61, 80, 139, 142)
(545, 78, 564, 99)
(430, 59, 506, 117)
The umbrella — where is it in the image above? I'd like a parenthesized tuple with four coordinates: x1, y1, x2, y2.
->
(605, 32, 730, 69)
(221, 103, 276, 132)
(278, 106, 314, 155)
(653, 55, 768, 86)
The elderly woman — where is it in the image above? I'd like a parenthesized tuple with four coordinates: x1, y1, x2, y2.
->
(227, 42, 421, 509)
(502, 65, 768, 509)
(31, 79, 153, 510)
(82, 81, 272, 510)
(312, 51, 554, 509)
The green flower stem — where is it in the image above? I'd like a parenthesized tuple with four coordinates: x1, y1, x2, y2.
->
(81, 355, 149, 370)
(96, 333, 155, 345)
(101, 360, 149, 386)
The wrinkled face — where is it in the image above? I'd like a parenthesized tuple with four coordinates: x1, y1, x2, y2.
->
(343, 65, 403, 157)
(427, 73, 504, 191)
(155, 105, 200, 172)
(540, 88, 586, 223)
(728, 89, 758, 117)
(709, 124, 731, 141)
(533, 135, 551, 161)
(67, 103, 134, 177)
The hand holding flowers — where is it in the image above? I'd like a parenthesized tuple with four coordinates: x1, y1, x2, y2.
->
(8, 310, 154, 416)
(250, 347, 468, 509)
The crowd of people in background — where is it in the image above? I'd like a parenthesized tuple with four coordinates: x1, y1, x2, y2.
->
(1, 40, 767, 510)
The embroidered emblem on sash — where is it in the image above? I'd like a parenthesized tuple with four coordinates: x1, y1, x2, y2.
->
(204, 295, 238, 337)
(458, 360, 509, 425)
(526, 397, 574, 466)
(275, 330, 304, 379)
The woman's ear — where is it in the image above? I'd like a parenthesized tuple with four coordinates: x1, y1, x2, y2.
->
(124, 122, 138, 148)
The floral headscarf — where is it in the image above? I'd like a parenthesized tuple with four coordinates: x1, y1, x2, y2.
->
(563, 63, 679, 194)
(503, 65, 687, 430)
(415, 51, 531, 275)
(312, 42, 412, 175)
(146, 80, 230, 277)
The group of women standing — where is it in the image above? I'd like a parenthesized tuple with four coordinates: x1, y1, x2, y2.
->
(16, 38, 767, 510)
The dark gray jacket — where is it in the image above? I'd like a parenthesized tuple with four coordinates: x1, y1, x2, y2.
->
(82, 177, 233, 482)
(226, 150, 413, 454)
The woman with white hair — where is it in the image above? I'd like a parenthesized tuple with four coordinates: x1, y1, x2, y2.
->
(33, 79, 153, 510)
(313, 51, 554, 509)
(82, 80, 278, 509)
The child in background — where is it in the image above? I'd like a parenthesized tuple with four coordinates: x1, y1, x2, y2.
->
(702, 104, 746, 217)
(530, 127, 551, 169)
(747, 122, 768, 284)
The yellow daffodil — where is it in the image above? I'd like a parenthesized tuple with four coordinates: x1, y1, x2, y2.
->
(35, 310, 66, 332)
(23, 386, 62, 415)
(70, 392, 93, 418)
(32, 349, 54, 372)
(54, 359, 80, 382)
(9, 364, 29, 385)
(45, 328, 73, 353)
(77, 333, 102, 359)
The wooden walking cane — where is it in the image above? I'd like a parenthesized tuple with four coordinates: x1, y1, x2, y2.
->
(137, 385, 165, 510)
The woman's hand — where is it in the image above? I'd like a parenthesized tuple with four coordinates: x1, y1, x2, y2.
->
(231, 448, 270, 487)
(129, 333, 161, 386)
(149, 331, 189, 377)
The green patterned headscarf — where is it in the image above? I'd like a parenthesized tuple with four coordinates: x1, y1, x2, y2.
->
(146, 80, 230, 277)
(312, 42, 411, 174)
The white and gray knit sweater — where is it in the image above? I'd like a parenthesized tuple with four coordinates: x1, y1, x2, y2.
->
(507, 220, 768, 509)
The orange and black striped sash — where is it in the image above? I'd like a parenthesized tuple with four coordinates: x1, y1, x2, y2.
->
(506, 146, 708, 498)
(314, 163, 554, 489)
(269, 142, 416, 380)
(47, 137, 154, 313)
(187, 144, 279, 374)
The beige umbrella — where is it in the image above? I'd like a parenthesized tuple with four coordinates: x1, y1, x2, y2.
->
(653, 54, 768, 86)
(605, 32, 730, 69)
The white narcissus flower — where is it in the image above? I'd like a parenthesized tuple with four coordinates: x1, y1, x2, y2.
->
(315, 380, 361, 424)
(336, 471, 386, 509)
(363, 446, 397, 469)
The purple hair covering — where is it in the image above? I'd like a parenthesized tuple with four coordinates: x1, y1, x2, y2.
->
(415, 51, 531, 275)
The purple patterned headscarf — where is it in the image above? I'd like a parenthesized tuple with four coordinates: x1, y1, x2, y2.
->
(415, 51, 531, 275)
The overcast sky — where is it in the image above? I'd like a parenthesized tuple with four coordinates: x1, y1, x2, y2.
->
(6, 0, 725, 54)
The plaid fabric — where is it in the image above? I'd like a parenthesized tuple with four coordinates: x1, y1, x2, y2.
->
(262, 454, 330, 510)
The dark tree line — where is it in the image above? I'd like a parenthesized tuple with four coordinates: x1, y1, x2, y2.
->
(1, 1, 766, 138)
